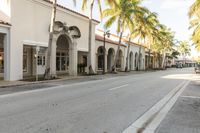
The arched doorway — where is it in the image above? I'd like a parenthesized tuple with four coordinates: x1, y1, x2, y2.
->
(135, 52, 138, 70)
(56, 35, 70, 73)
(97, 46, 104, 70)
(129, 52, 133, 70)
(107, 48, 115, 71)
(116, 50, 123, 70)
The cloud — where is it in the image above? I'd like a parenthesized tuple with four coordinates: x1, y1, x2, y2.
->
(160, 0, 193, 10)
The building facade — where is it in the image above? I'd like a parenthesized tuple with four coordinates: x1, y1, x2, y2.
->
(0, 0, 146, 81)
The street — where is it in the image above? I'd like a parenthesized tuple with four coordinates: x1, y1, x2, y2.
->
(0, 68, 199, 133)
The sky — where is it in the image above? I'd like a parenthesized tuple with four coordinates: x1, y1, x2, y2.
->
(58, 0, 199, 57)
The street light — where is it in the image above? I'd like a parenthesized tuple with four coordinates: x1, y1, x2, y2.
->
(103, 30, 110, 74)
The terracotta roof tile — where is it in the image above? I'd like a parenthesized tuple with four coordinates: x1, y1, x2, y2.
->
(96, 29, 146, 47)
(0, 20, 11, 26)
(95, 35, 126, 47)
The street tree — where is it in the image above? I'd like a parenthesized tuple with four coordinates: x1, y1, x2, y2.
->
(178, 41, 191, 66)
(189, 0, 200, 51)
(82, 0, 116, 74)
(152, 26, 175, 69)
(131, 10, 159, 70)
(103, 0, 144, 72)
(45, 0, 76, 79)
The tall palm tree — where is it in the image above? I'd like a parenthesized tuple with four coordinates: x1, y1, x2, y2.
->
(178, 41, 191, 66)
(82, 0, 115, 74)
(131, 10, 159, 70)
(45, 0, 76, 79)
(189, 0, 200, 51)
(152, 27, 175, 69)
(82, 0, 102, 74)
(103, 0, 144, 72)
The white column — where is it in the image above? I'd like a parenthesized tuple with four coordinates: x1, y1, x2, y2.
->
(1, 28, 10, 81)
(105, 53, 108, 73)
(50, 35, 57, 77)
(69, 38, 77, 76)
(4, 33, 10, 80)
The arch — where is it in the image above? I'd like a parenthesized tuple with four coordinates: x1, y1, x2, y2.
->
(69, 26, 81, 38)
(97, 46, 104, 70)
(116, 49, 123, 69)
(107, 48, 115, 71)
(56, 34, 71, 72)
(135, 52, 138, 69)
(129, 51, 133, 70)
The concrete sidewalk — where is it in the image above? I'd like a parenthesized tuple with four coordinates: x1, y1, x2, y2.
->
(0, 70, 149, 88)
(156, 76, 200, 133)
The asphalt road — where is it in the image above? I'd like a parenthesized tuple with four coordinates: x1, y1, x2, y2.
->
(0, 68, 196, 133)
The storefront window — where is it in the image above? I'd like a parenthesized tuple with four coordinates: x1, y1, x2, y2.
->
(37, 56, 42, 65)
(56, 51, 69, 72)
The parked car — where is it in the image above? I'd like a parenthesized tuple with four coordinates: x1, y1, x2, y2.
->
(195, 64, 200, 74)
(176, 63, 182, 68)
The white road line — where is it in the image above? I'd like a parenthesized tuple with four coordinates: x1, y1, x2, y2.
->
(109, 84, 129, 91)
(122, 80, 190, 133)
(181, 95, 200, 99)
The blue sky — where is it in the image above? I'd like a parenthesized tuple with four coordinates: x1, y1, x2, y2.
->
(58, 0, 199, 56)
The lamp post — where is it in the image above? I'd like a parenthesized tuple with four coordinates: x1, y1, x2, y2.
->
(103, 30, 110, 74)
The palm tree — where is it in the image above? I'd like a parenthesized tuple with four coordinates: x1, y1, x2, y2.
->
(103, 0, 144, 72)
(140, 12, 159, 69)
(131, 10, 159, 70)
(82, 0, 115, 74)
(189, 0, 200, 51)
(82, 0, 102, 74)
(152, 27, 175, 69)
(45, 0, 76, 79)
(178, 41, 191, 67)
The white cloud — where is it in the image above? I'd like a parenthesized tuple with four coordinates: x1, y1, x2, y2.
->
(160, 0, 194, 10)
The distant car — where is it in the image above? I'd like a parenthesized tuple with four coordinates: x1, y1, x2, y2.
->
(195, 64, 200, 74)
(176, 63, 182, 68)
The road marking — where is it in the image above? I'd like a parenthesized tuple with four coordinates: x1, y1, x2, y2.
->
(181, 95, 200, 99)
(109, 84, 129, 91)
(122, 80, 190, 133)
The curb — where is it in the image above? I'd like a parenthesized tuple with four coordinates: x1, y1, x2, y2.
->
(0, 70, 165, 88)
(123, 80, 190, 133)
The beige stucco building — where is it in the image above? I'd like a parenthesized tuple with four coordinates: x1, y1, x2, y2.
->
(0, 0, 99, 80)
(0, 0, 146, 81)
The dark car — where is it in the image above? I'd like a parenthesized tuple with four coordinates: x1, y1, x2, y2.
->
(195, 64, 200, 74)
(176, 63, 182, 68)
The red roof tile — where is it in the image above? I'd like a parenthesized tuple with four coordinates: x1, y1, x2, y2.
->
(95, 35, 126, 47)
(0, 20, 11, 26)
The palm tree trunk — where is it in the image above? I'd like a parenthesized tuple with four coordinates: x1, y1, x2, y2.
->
(125, 37, 131, 72)
(88, 0, 95, 75)
(137, 46, 142, 71)
(112, 31, 123, 72)
(161, 52, 166, 69)
(136, 37, 142, 71)
(44, 0, 57, 79)
(148, 37, 152, 70)
(148, 49, 151, 69)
